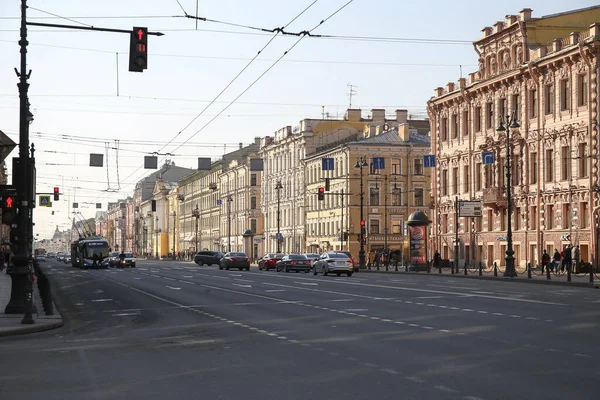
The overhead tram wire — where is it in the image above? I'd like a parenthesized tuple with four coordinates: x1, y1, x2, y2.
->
(105, 0, 322, 201)
(170, 0, 356, 154)
(28, 6, 94, 27)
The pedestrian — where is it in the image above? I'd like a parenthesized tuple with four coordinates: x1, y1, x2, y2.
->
(573, 245, 580, 272)
(434, 251, 441, 271)
(374, 251, 380, 268)
(541, 249, 550, 273)
(0, 253, 5, 272)
(368, 251, 374, 268)
(564, 244, 572, 274)
(552, 249, 561, 272)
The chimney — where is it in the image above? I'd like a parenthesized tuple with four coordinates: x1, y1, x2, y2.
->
(458, 77, 466, 89)
(286, 125, 292, 136)
(590, 23, 600, 38)
(552, 38, 562, 52)
(396, 109, 408, 123)
(398, 123, 410, 142)
(239, 142, 243, 150)
(254, 137, 261, 145)
(468, 72, 477, 84)
(519, 8, 532, 22)
(345, 109, 361, 121)
(371, 109, 385, 123)
(446, 82, 455, 93)
(493, 21, 505, 33)
(434, 87, 444, 97)
(570, 32, 580, 45)
(506, 15, 518, 25)
(481, 27, 493, 38)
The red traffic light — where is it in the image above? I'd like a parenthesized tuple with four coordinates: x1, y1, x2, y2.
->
(360, 220, 365, 227)
(5, 196, 14, 208)
(54, 187, 60, 201)
(318, 187, 325, 194)
(54, 187, 59, 194)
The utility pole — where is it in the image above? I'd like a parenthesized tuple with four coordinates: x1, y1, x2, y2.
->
(275, 181, 283, 253)
(355, 156, 368, 269)
(171, 211, 176, 259)
(347, 84, 358, 109)
(227, 195, 233, 252)
(340, 188, 344, 251)
(454, 196, 459, 274)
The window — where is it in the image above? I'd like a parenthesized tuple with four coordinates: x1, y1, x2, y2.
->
(391, 216, 402, 234)
(499, 98, 507, 119)
(474, 106, 482, 133)
(441, 117, 448, 141)
(441, 214, 448, 234)
(561, 146, 570, 181)
(498, 157, 505, 188)
(463, 165, 470, 193)
(529, 89, 538, 118)
(579, 143, 588, 177)
(391, 158, 402, 175)
(487, 209, 493, 231)
(414, 188, 424, 206)
(511, 94, 520, 117)
(475, 163, 482, 191)
(560, 79, 570, 111)
(581, 202, 588, 228)
(512, 155, 520, 186)
(413, 158, 424, 175)
(442, 169, 448, 196)
(475, 216, 483, 232)
(563, 203, 571, 229)
(486, 102, 494, 129)
(250, 173, 257, 186)
(544, 84, 554, 115)
(545, 149, 554, 182)
(531, 206, 537, 230)
(250, 219, 257, 233)
(369, 186, 380, 206)
(452, 114, 458, 138)
(500, 209, 506, 231)
(369, 162, 381, 175)
(391, 186, 402, 206)
(462, 111, 469, 135)
(578, 74, 588, 107)
(530, 152, 537, 184)
(546, 205, 554, 229)
(452, 167, 459, 194)
(485, 165, 493, 188)
(370, 219, 380, 234)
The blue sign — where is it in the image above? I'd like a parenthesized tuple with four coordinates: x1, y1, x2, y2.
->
(423, 154, 436, 168)
(372, 157, 385, 170)
(482, 151, 495, 165)
(216, 199, 222, 206)
(321, 157, 334, 171)
(276, 232, 283, 240)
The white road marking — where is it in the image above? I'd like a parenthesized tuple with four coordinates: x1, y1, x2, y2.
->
(381, 368, 399, 375)
(234, 278, 254, 283)
(330, 299, 353, 302)
(151, 274, 160, 278)
(233, 284, 252, 288)
(178, 280, 196, 285)
(166, 286, 181, 290)
(94, 289, 103, 294)
(265, 289, 285, 292)
(112, 312, 140, 317)
(295, 282, 318, 286)
(133, 277, 141, 280)
(182, 275, 193, 278)
(434, 385, 457, 393)
(405, 376, 425, 383)
(91, 299, 113, 302)
(163, 277, 176, 281)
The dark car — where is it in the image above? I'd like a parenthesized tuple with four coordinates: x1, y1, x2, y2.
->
(276, 254, 311, 273)
(258, 253, 284, 271)
(219, 252, 250, 271)
(303, 253, 321, 267)
(118, 252, 136, 268)
(194, 251, 224, 266)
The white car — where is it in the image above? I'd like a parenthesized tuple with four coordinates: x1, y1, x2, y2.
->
(313, 252, 353, 277)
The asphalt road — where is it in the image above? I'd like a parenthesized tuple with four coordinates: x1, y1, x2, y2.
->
(1, 260, 599, 400)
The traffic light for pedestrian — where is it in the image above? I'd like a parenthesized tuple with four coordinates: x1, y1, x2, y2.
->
(151, 199, 156, 212)
(318, 187, 325, 201)
(129, 27, 148, 72)
(54, 187, 59, 201)
(360, 220, 366, 229)
(325, 178, 330, 191)
(1, 193, 17, 225)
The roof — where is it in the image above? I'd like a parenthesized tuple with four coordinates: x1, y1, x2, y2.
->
(136, 164, 194, 202)
(348, 128, 431, 147)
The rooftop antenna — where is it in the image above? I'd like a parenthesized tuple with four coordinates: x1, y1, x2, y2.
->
(347, 84, 358, 109)
(322, 105, 325, 119)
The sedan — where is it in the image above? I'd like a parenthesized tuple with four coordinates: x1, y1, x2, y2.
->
(118, 253, 136, 268)
(276, 254, 311, 273)
(219, 252, 250, 271)
(303, 253, 320, 268)
(313, 252, 353, 277)
(258, 253, 284, 271)
(194, 251, 224, 266)
(108, 252, 120, 267)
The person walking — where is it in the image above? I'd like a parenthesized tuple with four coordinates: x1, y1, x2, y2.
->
(552, 249, 561, 272)
(433, 251, 441, 271)
(368, 251, 374, 268)
(374, 251, 380, 268)
(564, 244, 573, 274)
(541, 249, 550, 273)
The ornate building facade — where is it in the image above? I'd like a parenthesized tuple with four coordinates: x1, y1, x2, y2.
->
(428, 7, 600, 267)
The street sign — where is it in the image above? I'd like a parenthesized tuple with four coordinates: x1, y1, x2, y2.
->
(216, 199, 222, 206)
(372, 157, 385, 170)
(458, 200, 482, 217)
(276, 232, 283, 240)
(423, 154, 436, 168)
(482, 151, 495, 165)
(39, 195, 51, 207)
(321, 158, 334, 171)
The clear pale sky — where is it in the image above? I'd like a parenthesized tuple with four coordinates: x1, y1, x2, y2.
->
(0, 0, 597, 239)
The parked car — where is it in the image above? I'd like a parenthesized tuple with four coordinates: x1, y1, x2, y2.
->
(47, 252, 56, 259)
(276, 254, 311, 273)
(303, 253, 321, 267)
(35, 255, 46, 262)
(108, 252, 120, 267)
(313, 252, 353, 277)
(194, 251, 224, 266)
(258, 253, 284, 271)
(332, 251, 359, 272)
(118, 252, 136, 268)
(219, 252, 250, 271)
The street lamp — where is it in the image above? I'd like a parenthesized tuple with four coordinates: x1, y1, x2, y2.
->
(192, 204, 200, 253)
(496, 110, 520, 277)
(226, 195, 233, 252)
(354, 156, 368, 270)
(275, 180, 283, 253)
(171, 211, 177, 259)
(155, 216, 160, 259)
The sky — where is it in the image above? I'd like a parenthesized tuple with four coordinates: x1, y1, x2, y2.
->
(0, 0, 597, 239)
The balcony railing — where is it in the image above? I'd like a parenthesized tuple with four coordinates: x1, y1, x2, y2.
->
(482, 187, 507, 209)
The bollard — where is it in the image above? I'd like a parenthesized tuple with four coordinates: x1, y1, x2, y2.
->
(21, 265, 35, 325)
(451, 261, 455, 275)
(479, 262, 483, 276)
(405, 262, 408, 273)
(493, 262, 498, 277)
(527, 263, 532, 279)
(395, 261, 398, 272)
(377, 263, 380, 271)
(590, 264, 594, 283)
(464, 263, 467, 275)
(547, 265, 551, 280)
(439, 263, 442, 274)
(567, 264, 571, 282)
(385, 262, 389, 272)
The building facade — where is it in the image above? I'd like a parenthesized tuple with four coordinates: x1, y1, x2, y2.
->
(428, 8, 600, 267)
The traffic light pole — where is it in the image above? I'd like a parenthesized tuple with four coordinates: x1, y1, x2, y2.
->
(5, 0, 35, 323)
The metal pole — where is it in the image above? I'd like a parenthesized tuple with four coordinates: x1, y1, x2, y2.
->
(505, 117, 516, 277)
(227, 197, 232, 252)
(172, 212, 176, 259)
(454, 196, 459, 274)
(341, 188, 344, 251)
(384, 175, 388, 256)
(276, 185, 281, 253)
(358, 159, 366, 270)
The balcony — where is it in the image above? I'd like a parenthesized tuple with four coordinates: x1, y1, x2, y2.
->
(482, 187, 507, 209)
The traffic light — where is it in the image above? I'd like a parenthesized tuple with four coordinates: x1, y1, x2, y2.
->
(151, 199, 157, 212)
(1, 193, 17, 225)
(360, 220, 366, 229)
(317, 187, 325, 201)
(129, 27, 148, 72)
(54, 187, 59, 201)
(325, 178, 330, 191)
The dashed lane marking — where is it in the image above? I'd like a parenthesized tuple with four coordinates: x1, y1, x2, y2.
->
(166, 286, 181, 290)
(91, 299, 113, 302)
(434, 385, 458, 393)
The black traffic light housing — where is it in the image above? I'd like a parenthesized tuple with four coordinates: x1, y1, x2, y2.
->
(325, 178, 330, 191)
(317, 187, 325, 201)
(129, 27, 148, 72)
(54, 187, 59, 201)
(151, 199, 157, 212)
(0, 186, 18, 225)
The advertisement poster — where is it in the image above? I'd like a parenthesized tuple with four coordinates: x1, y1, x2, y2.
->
(409, 225, 427, 265)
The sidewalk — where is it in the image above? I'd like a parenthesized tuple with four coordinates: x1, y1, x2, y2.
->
(361, 265, 600, 288)
(0, 269, 63, 337)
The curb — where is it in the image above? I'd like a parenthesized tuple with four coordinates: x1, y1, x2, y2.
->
(360, 269, 599, 288)
(0, 316, 63, 338)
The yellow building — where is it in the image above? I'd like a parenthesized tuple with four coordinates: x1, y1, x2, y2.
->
(303, 111, 431, 262)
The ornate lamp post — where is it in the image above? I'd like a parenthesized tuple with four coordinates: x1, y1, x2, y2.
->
(496, 110, 520, 277)
(354, 156, 368, 270)
(171, 211, 177, 259)
(192, 204, 200, 253)
(275, 180, 283, 253)
(226, 195, 233, 252)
